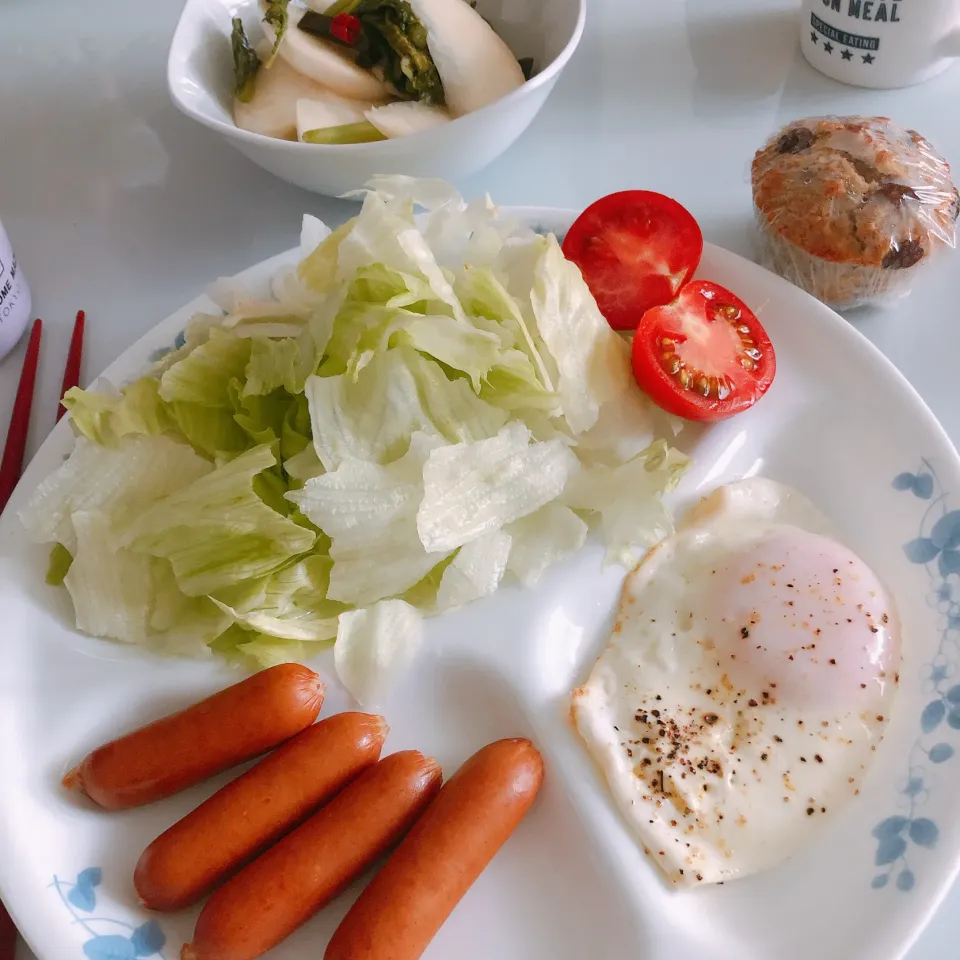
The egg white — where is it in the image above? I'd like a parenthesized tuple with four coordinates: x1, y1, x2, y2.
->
(572, 479, 901, 887)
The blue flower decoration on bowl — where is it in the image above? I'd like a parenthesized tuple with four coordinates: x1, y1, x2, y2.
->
(872, 459, 960, 891)
(51, 868, 166, 959)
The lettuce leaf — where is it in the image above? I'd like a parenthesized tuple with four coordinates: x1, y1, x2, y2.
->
(417, 421, 578, 553)
(305, 347, 504, 472)
(529, 235, 633, 434)
(244, 336, 316, 398)
(237, 635, 311, 668)
(170, 401, 251, 458)
(394, 314, 501, 390)
(123, 444, 316, 596)
(334, 598, 423, 707)
(436, 530, 511, 612)
(45, 543, 74, 586)
(64, 379, 176, 446)
(148, 561, 233, 655)
(64, 510, 157, 644)
(405, 348, 506, 444)
(159, 331, 252, 407)
(563, 439, 690, 567)
(305, 349, 428, 471)
(20, 435, 211, 553)
(211, 553, 346, 641)
(506, 502, 588, 585)
(289, 432, 449, 606)
(456, 266, 555, 395)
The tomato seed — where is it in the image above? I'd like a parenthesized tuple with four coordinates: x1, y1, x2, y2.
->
(715, 303, 741, 322)
(664, 363, 741, 397)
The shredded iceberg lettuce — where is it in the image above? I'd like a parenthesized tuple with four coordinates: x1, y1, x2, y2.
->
(436, 530, 512, 612)
(21, 176, 689, 701)
(417, 422, 578, 554)
(334, 599, 424, 708)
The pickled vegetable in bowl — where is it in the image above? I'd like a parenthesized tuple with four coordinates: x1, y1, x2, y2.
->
(230, 0, 533, 145)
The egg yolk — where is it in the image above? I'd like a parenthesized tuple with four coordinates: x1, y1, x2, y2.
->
(699, 526, 899, 712)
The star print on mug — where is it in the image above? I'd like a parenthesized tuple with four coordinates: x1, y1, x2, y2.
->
(799, 0, 960, 88)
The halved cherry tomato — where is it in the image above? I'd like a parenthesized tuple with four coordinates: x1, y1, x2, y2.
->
(631, 280, 776, 422)
(562, 191, 703, 331)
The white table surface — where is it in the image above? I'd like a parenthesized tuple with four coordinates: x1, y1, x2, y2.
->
(1, 0, 959, 957)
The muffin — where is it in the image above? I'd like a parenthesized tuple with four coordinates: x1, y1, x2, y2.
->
(751, 116, 959, 311)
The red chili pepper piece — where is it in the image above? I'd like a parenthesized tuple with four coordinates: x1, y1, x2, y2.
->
(330, 13, 362, 45)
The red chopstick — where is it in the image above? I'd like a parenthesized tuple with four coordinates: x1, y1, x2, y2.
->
(0, 318, 43, 514)
(0, 898, 16, 960)
(0, 313, 83, 947)
(57, 310, 85, 421)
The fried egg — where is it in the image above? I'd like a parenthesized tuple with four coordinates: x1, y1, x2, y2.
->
(571, 478, 900, 886)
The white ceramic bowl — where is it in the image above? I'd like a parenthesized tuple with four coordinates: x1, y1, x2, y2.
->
(167, 0, 585, 197)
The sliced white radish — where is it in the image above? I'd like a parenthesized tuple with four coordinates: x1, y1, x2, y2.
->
(234, 46, 342, 140)
(365, 100, 451, 139)
(407, 0, 524, 117)
(259, 0, 388, 101)
(296, 95, 374, 141)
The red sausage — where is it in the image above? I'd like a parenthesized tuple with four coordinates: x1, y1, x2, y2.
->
(63, 664, 324, 810)
(134, 712, 388, 911)
(324, 738, 544, 960)
(181, 750, 443, 960)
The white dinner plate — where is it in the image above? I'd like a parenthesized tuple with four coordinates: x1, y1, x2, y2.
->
(2, 208, 960, 960)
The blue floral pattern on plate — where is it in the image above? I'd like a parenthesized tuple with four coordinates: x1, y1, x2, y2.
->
(148, 329, 186, 365)
(531, 223, 567, 245)
(872, 460, 960, 891)
(51, 868, 166, 959)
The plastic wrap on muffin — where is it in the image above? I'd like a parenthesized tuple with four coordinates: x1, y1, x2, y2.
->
(751, 116, 959, 311)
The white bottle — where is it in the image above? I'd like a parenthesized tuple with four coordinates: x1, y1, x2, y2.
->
(0, 219, 32, 362)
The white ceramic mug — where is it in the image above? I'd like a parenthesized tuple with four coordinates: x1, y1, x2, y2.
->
(800, 0, 960, 88)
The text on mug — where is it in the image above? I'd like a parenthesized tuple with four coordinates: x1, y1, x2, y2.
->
(822, 0, 902, 22)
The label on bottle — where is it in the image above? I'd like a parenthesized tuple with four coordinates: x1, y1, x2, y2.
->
(0, 220, 32, 361)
